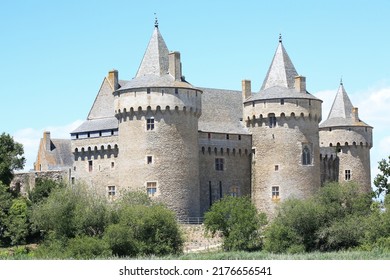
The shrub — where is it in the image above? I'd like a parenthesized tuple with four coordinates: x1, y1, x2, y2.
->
(5, 198, 29, 245)
(104, 224, 138, 257)
(65, 235, 111, 259)
(204, 196, 266, 251)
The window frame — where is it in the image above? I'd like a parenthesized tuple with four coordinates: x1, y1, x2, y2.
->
(146, 182, 157, 197)
(215, 158, 224, 171)
(108, 186, 116, 197)
(345, 169, 351, 181)
(146, 117, 155, 131)
(272, 186, 280, 199)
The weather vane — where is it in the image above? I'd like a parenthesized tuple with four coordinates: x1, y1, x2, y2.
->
(154, 13, 158, 28)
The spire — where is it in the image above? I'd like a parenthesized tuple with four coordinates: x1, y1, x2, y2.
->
(260, 35, 298, 90)
(327, 82, 354, 120)
(135, 19, 169, 77)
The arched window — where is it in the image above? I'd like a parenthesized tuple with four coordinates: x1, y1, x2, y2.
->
(302, 146, 311, 165)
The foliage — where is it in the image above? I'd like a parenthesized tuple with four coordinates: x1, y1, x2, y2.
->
(104, 224, 138, 257)
(30, 185, 183, 258)
(0, 133, 25, 186)
(65, 235, 111, 259)
(204, 196, 266, 251)
(374, 156, 390, 199)
(111, 203, 183, 256)
(264, 198, 324, 253)
(0, 182, 13, 245)
(4, 198, 29, 245)
(264, 182, 375, 253)
(28, 178, 64, 204)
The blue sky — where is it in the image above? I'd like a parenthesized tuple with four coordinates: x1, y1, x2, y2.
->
(1, 0, 389, 184)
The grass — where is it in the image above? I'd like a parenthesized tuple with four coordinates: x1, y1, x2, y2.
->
(1, 246, 390, 260)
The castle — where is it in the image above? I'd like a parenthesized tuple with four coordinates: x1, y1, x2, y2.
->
(28, 21, 373, 219)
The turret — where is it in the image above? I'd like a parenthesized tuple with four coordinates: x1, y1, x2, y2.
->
(319, 81, 373, 192)
(113, 21, 202, 218)
(243, 35, 322, 216)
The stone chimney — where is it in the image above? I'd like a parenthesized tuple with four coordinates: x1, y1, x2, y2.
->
(44, 131, 51, 151)
(242, 80, 252, 100)
(108, 69, 119, 90)
(352, 107, 359, 122)
(169, 51, 181, 80)
(294, 76, 306, 93)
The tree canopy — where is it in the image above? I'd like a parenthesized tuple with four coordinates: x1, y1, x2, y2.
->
(374, 155, 390, 199)
(0, 133, 25, 186)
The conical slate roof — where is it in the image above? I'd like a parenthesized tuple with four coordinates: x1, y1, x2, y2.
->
(136, 25, 169, 78)
(260, 36, 298, 90)
(246, 36, 320, 102)
(119, 22, 194, 91)
(320, 82, 370, 128)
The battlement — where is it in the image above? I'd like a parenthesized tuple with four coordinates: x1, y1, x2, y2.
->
(114, 87, 201, 116)
(319, 126, 373, 148)
(243, 98, 322, 126)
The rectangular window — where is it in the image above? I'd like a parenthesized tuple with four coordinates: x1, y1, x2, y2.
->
(275, 165, 279, 171)
(215, 158, 224, 171)
(147, 88, 151, 94)
(111, 162, 115, 168)
(71, 177, 75, 185)
(108, 186, 116, 196)
(146, 118, 155, 130)
(147, 182, 157, 197)
(272, 186, 280, 199)
(226, 134, 229, 140)
(238, 135, 241, 141)
(147, 156, 153, 164)
(230, 187, 239, 197)
(281, 98, 284, 105)
(345, 170, 351, 181)
(88, 160, 93, 172)
(175, 88, 178, 94)
(208, 133, 211, 139)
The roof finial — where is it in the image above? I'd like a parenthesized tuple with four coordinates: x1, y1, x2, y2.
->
(154, 13, 159, 28)
(279, 33, 282, 43)
(340, 76, 343, 85)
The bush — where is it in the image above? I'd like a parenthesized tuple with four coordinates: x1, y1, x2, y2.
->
(204, 196, 266, 251)
(113, 203, 183, 256)
(28, 178, 64, 204)
(264, 182, 374, 253)
(5, 198, 29, 245)
(104, 224, 138, 257)
(65, 235, 111, 259)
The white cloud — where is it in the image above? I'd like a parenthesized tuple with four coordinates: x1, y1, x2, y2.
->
(13, 120, 83, 171)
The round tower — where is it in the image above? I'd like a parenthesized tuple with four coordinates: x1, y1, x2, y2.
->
(114, 24, 202, 219)
(319, 81, 373, 192)
(243, 38, 322, 216)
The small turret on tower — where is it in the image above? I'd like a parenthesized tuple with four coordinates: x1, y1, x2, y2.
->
(319, 81, 373, 192)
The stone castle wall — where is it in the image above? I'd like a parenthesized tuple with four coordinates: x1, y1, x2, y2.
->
(198, 132, 252, 215)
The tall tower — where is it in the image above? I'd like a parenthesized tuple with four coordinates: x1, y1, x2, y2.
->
(114, 21, 202, 218)
(319, 81, 373, 192)
(243, 36, 322, 216)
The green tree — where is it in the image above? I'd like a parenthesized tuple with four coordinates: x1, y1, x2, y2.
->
(0, 133, 25, 186)
(0, 182, 13, 245)
(204, 196, 266, 251)
(264, 198, 324, 253)
(374, 156, 390, 199)
(28, 178, 65, 204)
(4, 198, 29, 245)
(264, 182, 374, 253)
